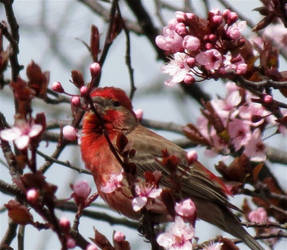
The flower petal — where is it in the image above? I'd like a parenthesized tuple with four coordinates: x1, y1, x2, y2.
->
(15, 135, 30, 150)
(29, 124, 43, 137)
(0, 127, 21, 141)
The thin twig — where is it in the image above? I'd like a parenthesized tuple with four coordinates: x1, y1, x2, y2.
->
(0, 221, 18, 249)
(115, 2, 136, 100)
(37, 150, 91, 175)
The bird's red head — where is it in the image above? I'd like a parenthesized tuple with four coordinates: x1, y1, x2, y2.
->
(90, 87, 133, 111)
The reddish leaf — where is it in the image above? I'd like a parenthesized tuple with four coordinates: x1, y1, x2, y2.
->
(5, 200, 33, 225)
(93, 229, 114, 250)
(26, 61, 49, 98)
(90, 25, 100, 62)
(71, 70, 84, 88)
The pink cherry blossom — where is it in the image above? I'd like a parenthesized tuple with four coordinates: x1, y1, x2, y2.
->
(157, 216, 194, 250)
(202, 242, 223, 250)
(175, 199, 196, 220)
(228, 119, 251, 150)
(155, 24, 183, 53)
(161, 52, 191, 86)
(101, 173, 123, 193)
(196, 49, 222, 71)
(0, 121, 42, 150)
(132, 182, 162, 212)
(239, 102, 270, 127)
(248, 207, 268, 224)
(243, 129, 266, 162)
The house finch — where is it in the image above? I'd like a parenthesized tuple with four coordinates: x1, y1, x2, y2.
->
(81, 87, 263, 250)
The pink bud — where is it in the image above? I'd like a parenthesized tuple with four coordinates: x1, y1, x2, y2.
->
(67, 237, 76, 249)
(186, 57, 195, 67)
(229, 12, 238, 23)
(90, 62, 101, 78)
(71, 96, 81, 107)
(248, 207, 268, 224)
(208, 34, 217, 42)
(134, 108, 143, 121)
(114, 231, 126, 242)
(73, 180, 91, 200)
(59, 217, 70, 231)
(205, 42, 213, 50)
(175, 11, 186, 23)
(183, 74, 195, 85)
(52, 81, 64, 93)
(80, 86, 89, 96)
(186, 150, 198, 163)
(26, 188, 39, 203)
(63, 125, 77, 141)
(86, 244, 99, 250)
(185, 13, 195, 22)
(263, 94, 273, 104)
(223, 9, 231, 19)
(175, 23, 187, 36)
(211, 15, 223, 25)
(183, 35, 201, 52)
(236, 63, 247, 75)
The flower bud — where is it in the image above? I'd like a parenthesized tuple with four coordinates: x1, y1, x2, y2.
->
(63, 125, 77, 141)
(86, 244, 99, 250)
(67, 237, 76, 249)
(175, 11, 186, 23)
(186, 57, 195, 67)
(175, 23, 188, 36)
(90, 62, 101, 78)
(134, 109, 143, 121)
(59, 217, 71, 231)
(80, 86, 89, 97)
(211, 15, 223, 25)
(183, 74, 195, 85)
(52, 81, 64, 93)
(26, 188, 39, 203)
(113, 231, 126, 242)
(186, 150, 198, 163)
(183, 35, 201, 52)
(73, 180, 91, 201)
(263, 94, 273, 104)
(71, 96, 81, 107)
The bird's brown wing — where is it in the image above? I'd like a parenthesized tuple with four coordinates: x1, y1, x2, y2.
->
(126, 125, 232, 208)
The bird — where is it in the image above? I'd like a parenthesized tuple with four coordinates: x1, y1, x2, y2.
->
(80, 86, 263, 250)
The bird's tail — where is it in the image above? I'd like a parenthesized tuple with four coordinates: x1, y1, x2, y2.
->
(221, 205, 264, 250)
(193, 198, 264, 250)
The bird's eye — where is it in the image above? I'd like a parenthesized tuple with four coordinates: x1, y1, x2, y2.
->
(112, 101, 121, 107)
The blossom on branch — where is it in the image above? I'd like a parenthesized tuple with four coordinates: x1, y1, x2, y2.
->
(157, 216, 194, 250)
(156, 9, 249, 86)
(0, 120, 42, 150)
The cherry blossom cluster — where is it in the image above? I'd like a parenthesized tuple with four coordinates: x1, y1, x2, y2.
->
(195, 82, 282, 161)
(155, 9, 248, 86)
